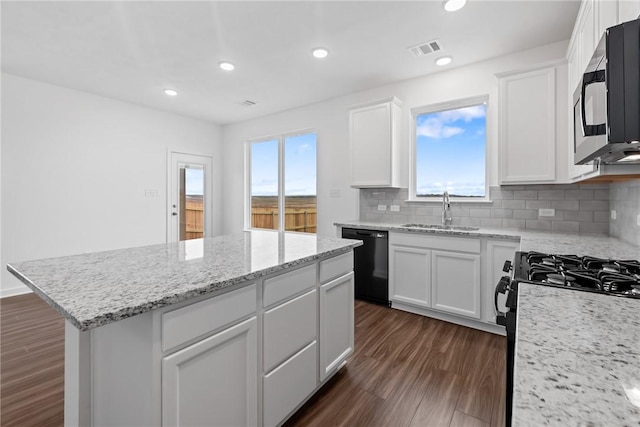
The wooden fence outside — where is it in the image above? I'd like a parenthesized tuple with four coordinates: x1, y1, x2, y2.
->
(183, 196, 204, 240)
(252, 208, 317, 233)
(182, 196, 317, 238)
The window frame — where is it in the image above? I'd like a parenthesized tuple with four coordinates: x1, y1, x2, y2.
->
(244, 129, 317, 232)
(409, 95, 490, 203)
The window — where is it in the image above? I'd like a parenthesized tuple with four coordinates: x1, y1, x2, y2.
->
(248, 132, 317, 233)
(411, 96, 488, 200)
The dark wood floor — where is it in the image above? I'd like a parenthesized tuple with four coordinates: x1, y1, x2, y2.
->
(1, 293, 65, 426)
(0, 295, 505, 427)
(286, 300, 506, 427)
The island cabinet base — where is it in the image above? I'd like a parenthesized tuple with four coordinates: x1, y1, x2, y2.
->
(64, 251, 355, 427)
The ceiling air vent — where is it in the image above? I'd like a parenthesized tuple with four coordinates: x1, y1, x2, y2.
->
(408, 40, 442, 58)
(240, 100, 256, 107)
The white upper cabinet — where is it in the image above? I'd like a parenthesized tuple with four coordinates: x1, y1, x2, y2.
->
(597, 0, 619, 36)
(349, 97, 402, 188)
(498, 65, 559, 184)
(619, 0, 640, 23)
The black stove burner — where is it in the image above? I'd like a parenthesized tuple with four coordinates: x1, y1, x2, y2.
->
(515, 251, 640, 299)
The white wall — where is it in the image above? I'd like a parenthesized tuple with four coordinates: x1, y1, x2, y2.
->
(221, 41, 569, 236)
(1, 74, 222, 297)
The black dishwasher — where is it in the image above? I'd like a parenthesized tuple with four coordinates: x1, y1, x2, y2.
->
(341, 228, 389, 306)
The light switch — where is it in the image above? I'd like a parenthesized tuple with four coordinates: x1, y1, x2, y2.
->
(145, 189, 159, 197)
(390, 205, 400, 212)
(329, 189, 341, 198)
(611, 210, 617, 220)
(538, 208, 555, 217)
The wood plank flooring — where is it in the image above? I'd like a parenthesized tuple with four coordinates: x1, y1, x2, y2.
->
(285, 300, 506, 427)
(0, 295, 505, 427)
(1, 293, 65, 426)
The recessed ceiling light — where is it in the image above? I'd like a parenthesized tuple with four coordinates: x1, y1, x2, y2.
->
(443, 0, 467, 12)
(312, 48, 329, 59)
(219, 62, 235, 71)
(163, 89, 178, 97)
(436, 56, 452, 66)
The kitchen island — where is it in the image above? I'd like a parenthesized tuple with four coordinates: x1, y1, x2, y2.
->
(513, 283, 640, 425)
(8, 230, 361, 426)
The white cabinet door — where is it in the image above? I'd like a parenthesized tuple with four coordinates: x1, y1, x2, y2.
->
(319, 273, 354, 381)
(350, 97, 402, 187)
(431, 251, 481, 319)
(483, 240, 520, 324)
(579, 0, 596, 73)
(263, 341, 318, 427)
(263, 289, 317, 373)
(619, 0, 640, 23)
(498, 66, 557, 183)
(162, 317, 258, 427)
(597, 0, 619, 37)
(389, 244, 431, 308)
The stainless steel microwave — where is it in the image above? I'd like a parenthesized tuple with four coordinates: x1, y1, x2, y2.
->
(573, 18, 640, 164)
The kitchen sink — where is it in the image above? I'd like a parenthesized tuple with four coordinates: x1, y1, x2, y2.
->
(400, 223, 480, 231)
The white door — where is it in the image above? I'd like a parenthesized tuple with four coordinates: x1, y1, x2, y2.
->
(389, 244, 431, 308)
(168, 152, 213, 242)
(162, 317, 258, 427)
(319, 272, 354, 381)
(431, 250, 481, 319)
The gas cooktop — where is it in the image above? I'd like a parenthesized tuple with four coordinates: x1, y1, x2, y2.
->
(512, 251, 640, 299)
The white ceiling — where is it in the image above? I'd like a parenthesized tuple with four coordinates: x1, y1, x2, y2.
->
(1, 1, 581, 125)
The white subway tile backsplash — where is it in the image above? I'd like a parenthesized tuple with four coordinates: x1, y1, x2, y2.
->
(525, 200, 551, 209)
(359, 183, 616, 234)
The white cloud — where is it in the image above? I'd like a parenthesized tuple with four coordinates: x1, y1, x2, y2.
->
(294, 143, 312, 155)
(417, 104, 486, 139)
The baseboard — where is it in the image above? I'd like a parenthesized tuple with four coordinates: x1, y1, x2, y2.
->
(391, 301, 506, 336)
(0, 287, 33, 298)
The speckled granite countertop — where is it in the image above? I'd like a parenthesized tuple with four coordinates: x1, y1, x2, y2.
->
(335, 220, 640, 259)
(7, 231, 361, 331)
(513, 283, 640, 426)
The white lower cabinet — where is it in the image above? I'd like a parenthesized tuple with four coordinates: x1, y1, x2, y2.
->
(263, 341, 318, 427)
(431, 250, 481, 319)
(319, 272, 355, 381)
(389, 245, 431, 307)
(162, 316, 258, 427)
(389, 231, 518, 332)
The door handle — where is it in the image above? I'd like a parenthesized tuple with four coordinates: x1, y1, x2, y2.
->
(172, 212, 178, 216)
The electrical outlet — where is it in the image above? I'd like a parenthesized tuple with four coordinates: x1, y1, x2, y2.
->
(611, 210, 617, 220)
(377, 205, 387, 211)
(329, 189, 341, 198)
(390, 205, 400, 212)
(538, 208, 555, 217)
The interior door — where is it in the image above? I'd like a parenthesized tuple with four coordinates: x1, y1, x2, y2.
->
(168, 152, 213, 242)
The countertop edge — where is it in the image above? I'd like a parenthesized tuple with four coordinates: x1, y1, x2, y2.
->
(334, 221, 522, 241)
(7, 243, 361, 332)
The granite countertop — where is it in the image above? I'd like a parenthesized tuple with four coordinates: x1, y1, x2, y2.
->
(7, 230, 361, 331)
(335, 220, 640, 259)
(513, 283, 640, 426)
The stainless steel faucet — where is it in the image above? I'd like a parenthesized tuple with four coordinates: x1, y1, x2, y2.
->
(442, 191, 452, 226)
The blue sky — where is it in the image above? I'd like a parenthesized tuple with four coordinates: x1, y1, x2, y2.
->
(185, 168, 204, 195)
(251, 133, 317, 196)
(416, 104, 486, 197)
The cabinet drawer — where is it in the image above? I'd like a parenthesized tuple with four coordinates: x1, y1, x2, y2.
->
(263, 264, 316, 308)
(390, 232, 480, 253)
(319, 252, 354, 283)
(162, 284, 256, 352)
(263, 341, 318, 427)
(264, 289, 317, 373)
